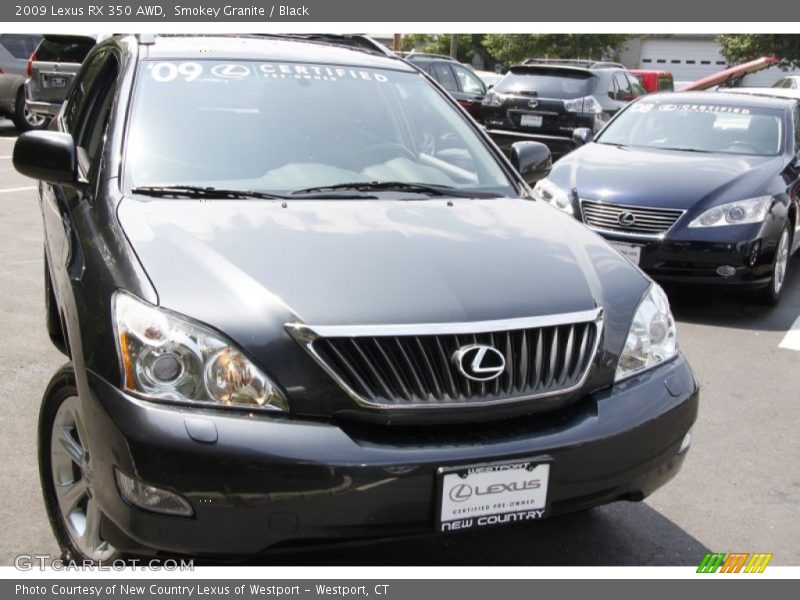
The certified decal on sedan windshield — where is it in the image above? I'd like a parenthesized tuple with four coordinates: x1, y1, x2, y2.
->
(632, 102, 753, 115)
(146, 61, 391, 84)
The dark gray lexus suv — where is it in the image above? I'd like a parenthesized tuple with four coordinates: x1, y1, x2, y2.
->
(14, 34, 698, 561)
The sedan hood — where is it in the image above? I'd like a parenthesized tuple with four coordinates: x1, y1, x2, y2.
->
(118, 197, 646, 335)
(555, 143, 785, 209)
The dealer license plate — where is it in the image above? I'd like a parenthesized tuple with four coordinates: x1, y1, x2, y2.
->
(438, 459, 550, 532)
(45, 75, 66, 88)
(520, 114, 543, 128)
(609, 241, 642, 265)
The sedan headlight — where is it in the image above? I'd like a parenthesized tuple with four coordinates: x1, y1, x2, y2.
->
(615, 284, 678, 382)
(564, 95, 603, 115)
(688, 196, 771, 228)
(532, 178, 573, 214)
(113, 291, 287, 411)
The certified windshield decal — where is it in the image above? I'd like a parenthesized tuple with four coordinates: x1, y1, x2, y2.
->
(657, 103, 751, 114)
(146, 62, 390, 83)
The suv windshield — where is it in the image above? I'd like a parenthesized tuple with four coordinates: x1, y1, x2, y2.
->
(493, 67, 594, 99)
(125, 60, 516, 197)
(36, 36, 95, 63)
(597, 100, 784, 156)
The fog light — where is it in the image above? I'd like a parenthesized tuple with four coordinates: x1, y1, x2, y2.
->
(679, 431, 692, 454)
(115, 469, 193, 516)
(716, 265, 736, 277)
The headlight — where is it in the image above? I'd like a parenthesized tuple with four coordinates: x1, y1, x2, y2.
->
(113, 291, 288, 411)
(564, 95, 603, 115)
(615, 284, 678, 382)
(532, 178, 573, 214)
(481, 90, 506, 107)
(688, 196, 771, 228)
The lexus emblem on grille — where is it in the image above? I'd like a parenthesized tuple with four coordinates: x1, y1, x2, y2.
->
(618, 211, 637, 226)
(528, 99, 539, 109)
(454, 344, 506, 381)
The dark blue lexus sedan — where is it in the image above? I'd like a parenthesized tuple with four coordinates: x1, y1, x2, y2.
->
(533, 91, 800, 304)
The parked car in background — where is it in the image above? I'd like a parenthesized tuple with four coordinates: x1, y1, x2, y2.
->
(400, 52, 487, 118)
(480, 59, 646, 159)
(629, 69, 674, 93)
(25, 34, 99, 119)
(772, 75, 800, 89)
(533, 91, 800, 304)
(475, 69, 504, 88)
(0, 33, 44, 131)
(14, 33, 697, 561)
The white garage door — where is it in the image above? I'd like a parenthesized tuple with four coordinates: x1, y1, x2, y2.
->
(640, 39, 728, 87)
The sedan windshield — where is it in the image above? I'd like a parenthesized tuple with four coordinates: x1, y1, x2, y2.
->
(125, 60, 516, 197)
(596, 100, 784, 156)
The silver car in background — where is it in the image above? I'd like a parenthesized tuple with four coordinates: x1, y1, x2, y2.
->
(25, 34, 99, 119)
(0, 33, 44, 131)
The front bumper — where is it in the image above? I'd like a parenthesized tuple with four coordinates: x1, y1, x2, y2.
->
(79, 354, 698, 557)
(591, 223, 784, 287)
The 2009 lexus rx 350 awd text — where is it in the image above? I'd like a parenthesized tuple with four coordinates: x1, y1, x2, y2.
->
(15, 34, 698, 561)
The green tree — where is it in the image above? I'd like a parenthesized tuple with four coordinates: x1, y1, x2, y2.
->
(401, 34, 487, 63)
(483, 34, 631, 66)
(718, 35, 800, 69)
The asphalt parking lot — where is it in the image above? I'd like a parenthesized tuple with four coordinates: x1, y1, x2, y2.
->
(0, 117, 798, 567)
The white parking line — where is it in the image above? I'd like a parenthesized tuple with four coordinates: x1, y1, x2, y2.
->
(779, 315, 800, 351)
(0, 186, 36, 193)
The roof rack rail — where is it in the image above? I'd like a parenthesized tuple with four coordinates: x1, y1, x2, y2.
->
(523, 58, 625, 69)
(397, 51, 456, 61)
(138, 33, 395, 57)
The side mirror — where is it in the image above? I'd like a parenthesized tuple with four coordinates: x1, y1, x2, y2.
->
(572, 128, 593, 147)
(13, 131, 79, 185)
(487, 83, 494, 90)
(510, 141, 551, 185)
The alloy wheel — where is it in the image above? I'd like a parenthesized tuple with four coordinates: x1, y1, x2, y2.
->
(773, 229, 790, 295)
(49, 395, 116, 561)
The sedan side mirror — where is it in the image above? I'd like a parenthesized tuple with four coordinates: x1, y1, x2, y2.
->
(510, 141, 551, 185)
(572, 128, 593, 147)
(13, 131, 79, 185)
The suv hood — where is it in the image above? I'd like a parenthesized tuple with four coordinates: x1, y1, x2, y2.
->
(118, 197, 646, 330)
(554, 143, 784, 210)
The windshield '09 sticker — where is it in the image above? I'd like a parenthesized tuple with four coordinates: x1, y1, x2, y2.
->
(146, 62, 390, 83)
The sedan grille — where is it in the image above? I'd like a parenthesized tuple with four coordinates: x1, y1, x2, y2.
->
(581, 200, 684, 237)
(287, 309, 602, 409)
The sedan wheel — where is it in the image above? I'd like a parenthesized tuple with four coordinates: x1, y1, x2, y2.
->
(759, 223, 792, 306)
(24, 104, 47, 129)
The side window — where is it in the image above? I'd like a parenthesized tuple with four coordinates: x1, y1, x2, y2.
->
(432, 64, 458, 92)
(607, 77, 619, 100)
(71, 55, 119, 175)
(452, 65, 485, 95)
(627, 74, 646, 98)
(794, 106, 800, 158)
(64, 50, 107, 133)
(613, 72, 633, 101)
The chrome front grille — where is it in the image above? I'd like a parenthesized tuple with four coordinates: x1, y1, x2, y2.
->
(286, 309, 602, 409)
(581, 200, 684, 237)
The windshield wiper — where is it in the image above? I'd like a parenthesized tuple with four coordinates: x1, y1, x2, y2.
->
(291, 181, 501, 198)
(130, 185, 293, 200)
(659, 147, 712, 154)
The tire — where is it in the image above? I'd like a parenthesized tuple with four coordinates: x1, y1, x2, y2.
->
(758, 222, 792, 306)
(44, 250, 68, 355)
(38, 364, 122, 563)
(12, 87, 48, 132)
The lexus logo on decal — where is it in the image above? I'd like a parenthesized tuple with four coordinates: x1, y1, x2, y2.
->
(618, 212, 637, 227)
(454, 344, 506, 381)
(449, 484, 473, 502)
(528, 99, 539, 109)
(210, 64, 252, 79)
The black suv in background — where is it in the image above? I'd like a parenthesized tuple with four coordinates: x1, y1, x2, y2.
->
(401, 52, 487, 118)
(481, 59, 645, 158)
